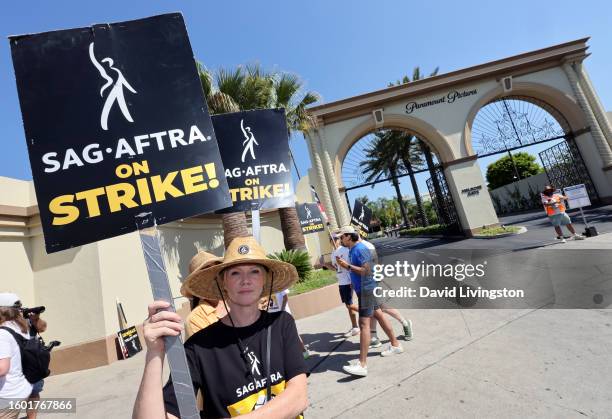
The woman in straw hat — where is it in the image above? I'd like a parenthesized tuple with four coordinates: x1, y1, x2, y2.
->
(133, 237, 308, 419)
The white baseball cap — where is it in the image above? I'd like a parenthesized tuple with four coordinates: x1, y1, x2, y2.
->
(0, 293, 21, 308)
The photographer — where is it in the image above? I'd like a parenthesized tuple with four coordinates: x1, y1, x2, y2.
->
(22, 307, 47, 419)
(0, 293, 32, 419)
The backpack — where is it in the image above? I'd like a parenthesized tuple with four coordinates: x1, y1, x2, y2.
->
(0, 326, 50, 383)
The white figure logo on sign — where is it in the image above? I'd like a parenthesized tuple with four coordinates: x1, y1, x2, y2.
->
(358, 206, 365, 221)
(240, 119, 259, 163)
(89, 42, 137, 131)
(305, 206, 312, 219)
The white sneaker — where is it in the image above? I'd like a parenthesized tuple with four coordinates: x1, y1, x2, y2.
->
(572, 234, 585, 240)
(556, 236, 567, 243)
(343, 363, 368, 376)
(381, 343, 404, 357)
(343, 327, 360, 338)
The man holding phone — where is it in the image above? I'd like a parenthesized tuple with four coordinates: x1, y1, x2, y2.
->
(334, 226, 403, 377)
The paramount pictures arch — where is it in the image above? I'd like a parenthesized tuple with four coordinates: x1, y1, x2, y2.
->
(305, 38, 612, 235)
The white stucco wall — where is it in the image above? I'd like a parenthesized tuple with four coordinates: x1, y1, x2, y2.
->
(489, 172, 549, 213)
(0, 240, 34, 305)
(0, 176, 33, 207)
(30, 234, 107, 344)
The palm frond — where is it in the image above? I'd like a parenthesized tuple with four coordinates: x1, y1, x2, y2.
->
(207, 91, 240, 115)
(196, 61, 213, 99)
(268, 249, 312, 283)
(274, 73, 301, 107)
(216, 67, 245, 100)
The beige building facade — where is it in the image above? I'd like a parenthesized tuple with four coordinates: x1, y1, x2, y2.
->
(305, 38, 612, 235)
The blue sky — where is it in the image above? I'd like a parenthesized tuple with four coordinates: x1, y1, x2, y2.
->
(1, 1, 611, 206)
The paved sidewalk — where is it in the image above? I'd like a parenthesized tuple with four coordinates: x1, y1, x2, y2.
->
(550, 231, 612, 249)
(39, 304, 612, 418)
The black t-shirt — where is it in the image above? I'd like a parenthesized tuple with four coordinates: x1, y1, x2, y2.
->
(163, 310, 306, 418)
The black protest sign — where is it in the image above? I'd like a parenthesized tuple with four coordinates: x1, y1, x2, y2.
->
(296, 203, 325, 234)
(212, 109, 294, 212)
(351, 200, 372, 238)
(117, 326, 142, 359)
(10, 13, 231, 253)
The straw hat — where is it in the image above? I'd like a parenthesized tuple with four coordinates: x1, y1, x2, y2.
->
(184, 236, 298, 300)
(338, 225, 357, 235)
(180, 251, 223, 298)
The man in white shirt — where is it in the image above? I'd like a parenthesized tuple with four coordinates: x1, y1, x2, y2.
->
(328, 235, 359, 338)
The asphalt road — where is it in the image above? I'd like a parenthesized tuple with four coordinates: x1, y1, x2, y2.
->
(373, 204, 612, 253)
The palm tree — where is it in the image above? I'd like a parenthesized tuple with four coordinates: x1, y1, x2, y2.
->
(387, 66, 440, 227)
(360, 131, 411, 228)
(379, 130, 428, 226)
(271, 73, 320, 250)
(389, 66, 439, 87)
(198, 63, 251, 248)
(198, 63, 319, 250)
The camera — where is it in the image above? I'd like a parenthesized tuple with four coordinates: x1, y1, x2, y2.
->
(45, 340, 61, 351)
(21, 306, 45, 317)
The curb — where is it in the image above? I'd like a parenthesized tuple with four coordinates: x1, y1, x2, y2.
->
(397, 234, 464, 239)
(472, 226, 528, 239)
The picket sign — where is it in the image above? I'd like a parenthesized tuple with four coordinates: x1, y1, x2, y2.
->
(563, 184, 591, 227)
(136, 213, 199, 419)
(252, 207, 261, 243)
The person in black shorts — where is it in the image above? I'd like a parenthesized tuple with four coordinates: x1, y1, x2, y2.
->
(133, 236, 308, 418)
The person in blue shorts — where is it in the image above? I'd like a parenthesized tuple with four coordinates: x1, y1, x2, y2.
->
(334, 226, 403, 377)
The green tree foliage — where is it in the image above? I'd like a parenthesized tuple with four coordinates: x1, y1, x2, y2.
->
(364, 197, 439, 229)
(486, 152, 543, 190)
(360, 132, 411, 227)
(389, 66, 439, 87)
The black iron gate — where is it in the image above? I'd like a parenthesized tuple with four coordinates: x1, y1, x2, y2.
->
(539, 139, 599, 202)
(426, 166, 461, 234)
